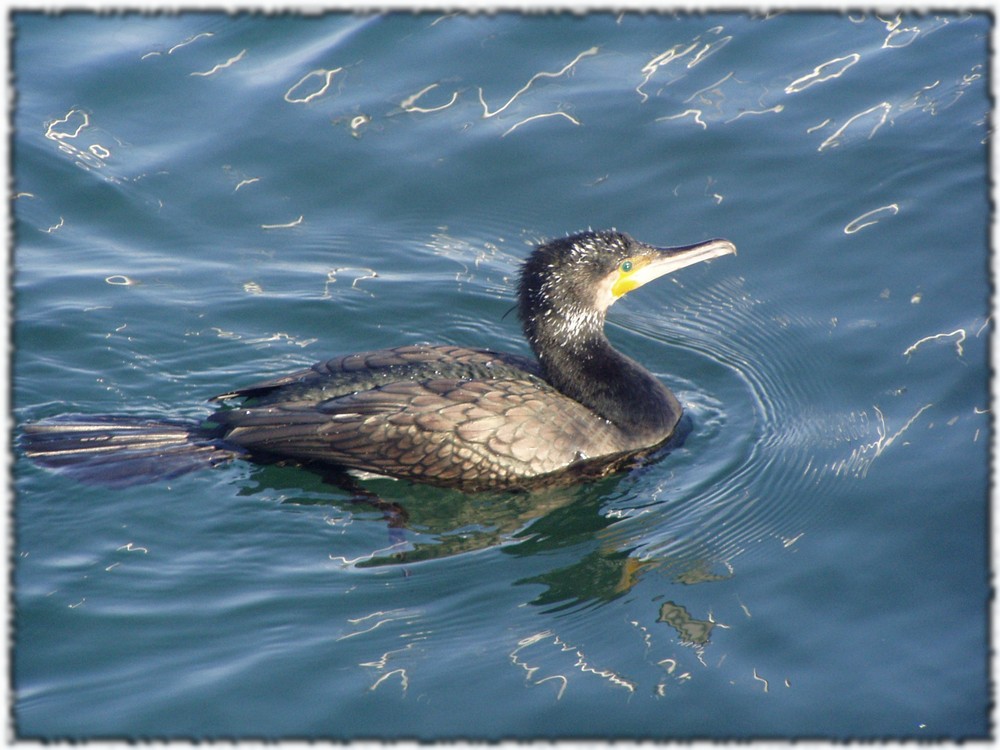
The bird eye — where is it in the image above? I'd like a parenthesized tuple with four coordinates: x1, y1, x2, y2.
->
(620, 260, 633, 273)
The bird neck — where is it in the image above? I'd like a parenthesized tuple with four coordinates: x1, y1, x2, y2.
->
(523, 310, 680, 442)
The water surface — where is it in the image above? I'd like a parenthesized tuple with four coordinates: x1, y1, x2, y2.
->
(12, 11, 990, 739)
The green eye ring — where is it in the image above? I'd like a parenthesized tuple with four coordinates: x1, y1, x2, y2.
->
(620, 260, 633, 273)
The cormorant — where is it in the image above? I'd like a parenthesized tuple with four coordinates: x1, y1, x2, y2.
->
(22, 230, 735, 490)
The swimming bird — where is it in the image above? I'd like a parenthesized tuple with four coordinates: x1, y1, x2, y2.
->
(22, 230, 735, 491)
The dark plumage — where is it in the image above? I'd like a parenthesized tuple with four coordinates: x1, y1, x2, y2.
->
(22, 230, 735, 490)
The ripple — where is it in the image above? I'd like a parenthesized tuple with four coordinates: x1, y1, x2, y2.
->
(601, 275, 880, 569)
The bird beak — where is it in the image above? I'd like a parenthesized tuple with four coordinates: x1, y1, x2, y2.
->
(612, 238, 736, 298)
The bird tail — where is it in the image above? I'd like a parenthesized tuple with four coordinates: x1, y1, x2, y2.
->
(20, 415, 241, 487)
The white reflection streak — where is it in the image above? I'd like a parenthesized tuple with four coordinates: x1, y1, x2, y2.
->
(817, 102, 891, 151)
(337, 612, 404, 641)
(687, 36, 732, 68)
(509, 631, 569, 700)
(806, 118, 830, 133)
(725, 104, 784, 123)
(191, 49, 246, 77)
(349, 610, 402, 624)
(549, 633, 634, 692)
(360, 643, 416, 669)
(401, 83, 459, 113)
(877, 13, 902, 31)
(571, 656, 635, 692)
(329, 552, 372, 565)
(535, 675, 568, 700)
(629, 619, 654, 650)
(168, 32, 214, 54)
(44, 217, 65, 233)
(686, 42, 715, 68)
(430, 12, 458, 26)
(844, 203, 899, 234)
(636, 42, 699, 102)
(963, 65, 984, 86)
(324, 267, 379, 297)
(45, 109, 90, 140)
(782, 532, 805, 548)
(705, 175, 724, 204)
(478, 46, 598, 118)
(330, 539, 407, 565)
(785, 54, 860, 94)
(511, 634, 548, 680)
(837, 402, 933, 478)
(883, 27, 920, 48)
(684, 71, 734, 103)
(753, 668, 769, 692)
(261, 215, 304, 229)
(44, 109, 117, 174)
(872, 403, 933, 458)
(234, 177, 260, 191)
(501, 111, 580, 137)
(903, 329, 966, 358)
(655, 109, 707, 129)
(370, 669, 408, 693)
(284, 68, 343, 104)
(245, 331, 316, 347)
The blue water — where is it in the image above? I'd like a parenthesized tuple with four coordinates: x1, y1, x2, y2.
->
(12, 11, 990, 739)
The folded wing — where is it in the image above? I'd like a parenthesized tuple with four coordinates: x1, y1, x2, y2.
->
(214, 378, 622, 490)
